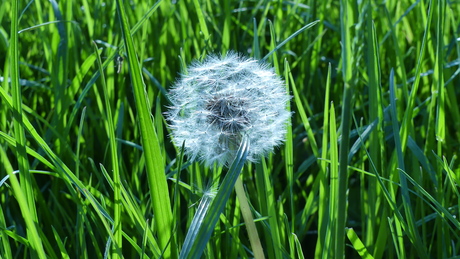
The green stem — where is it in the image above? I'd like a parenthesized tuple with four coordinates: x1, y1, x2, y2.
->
(235, 177, 265, 259)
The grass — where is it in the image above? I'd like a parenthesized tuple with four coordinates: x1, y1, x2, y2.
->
(1, 0, 460, 258)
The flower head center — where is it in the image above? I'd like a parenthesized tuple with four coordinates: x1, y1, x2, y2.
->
(206, 95, 250, 134)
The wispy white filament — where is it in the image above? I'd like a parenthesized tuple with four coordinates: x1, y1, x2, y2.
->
(167, 52, 291, 166)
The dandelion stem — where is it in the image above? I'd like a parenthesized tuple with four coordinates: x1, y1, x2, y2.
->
(235, 177, 265, 259)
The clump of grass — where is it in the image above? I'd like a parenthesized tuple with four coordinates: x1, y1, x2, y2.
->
(1, 0, 459, 258)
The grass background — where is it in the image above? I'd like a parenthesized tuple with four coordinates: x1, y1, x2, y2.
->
(1, 0, 460, 258)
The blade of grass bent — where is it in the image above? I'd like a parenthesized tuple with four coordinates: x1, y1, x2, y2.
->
(0, 132, 55, 170)
(180, 136, 249, 259)
(261, 20, 319, 62)
(115, 0, 176, 258)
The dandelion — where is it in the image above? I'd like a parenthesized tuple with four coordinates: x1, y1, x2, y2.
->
(166, 52, 291, 166)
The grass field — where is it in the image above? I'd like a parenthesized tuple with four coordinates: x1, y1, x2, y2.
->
(1, 0, 460, 258)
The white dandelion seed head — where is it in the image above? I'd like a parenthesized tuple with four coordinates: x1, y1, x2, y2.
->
(166, 52, 291, 166)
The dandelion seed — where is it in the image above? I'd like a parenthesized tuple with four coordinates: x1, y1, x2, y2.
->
(166, 52, 291, 166)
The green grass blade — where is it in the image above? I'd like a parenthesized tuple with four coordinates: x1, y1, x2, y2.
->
(93, 42, 123, 256)
(315, 63, 331, 258)
(234, 177, 264, 258)
(0, 204, 12, 258)
(389, 69, 427, 258)
(255, 156, 281, 258)
(252, 18, 260, 59)
(290, 62, 319, 158)
(2, 0, 459, 257)
(434, 0, 446, 146)
(8, 0, 46, 257)
(0, 132, 55, 170)
(52, 226, 70, 259)
(284, 60, 295, 257)
(192, 0, 210, 41)
(336, 0, 354, 256)
(262, 20, 319, 62)
(399, 0, 434, 150)
(346, 228, 374, 259)
(115, 0, 175, 258)
(326, 102, 338, 259)
(293, 233, 305, 259)
(365, 15, 384, 256)
(49, 0, 70, 156)
(181, 136, 249, 259)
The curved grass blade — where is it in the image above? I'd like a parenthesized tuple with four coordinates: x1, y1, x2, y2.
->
(180, 136, 249, 259)
(261, 20, 319, 62)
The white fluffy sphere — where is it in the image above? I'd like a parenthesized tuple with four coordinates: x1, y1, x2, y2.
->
(167, 52, 291, 166)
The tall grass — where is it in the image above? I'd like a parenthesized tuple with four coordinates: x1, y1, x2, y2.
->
(1, 0, 459, 258)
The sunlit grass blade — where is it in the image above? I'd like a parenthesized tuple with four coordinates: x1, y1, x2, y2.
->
(115, 0, 176, 258)
(399, 0, 434, 150)
(326, 101, 338, 259)
(192, 0, 210, 41)
(293, 233, 305, 259)
(346, 228, 374, 259)
(434, 0, 446, 147)
(8, 0, 46, 257)
(366, 14, 384, 256)
(52, 226, 70, 259)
